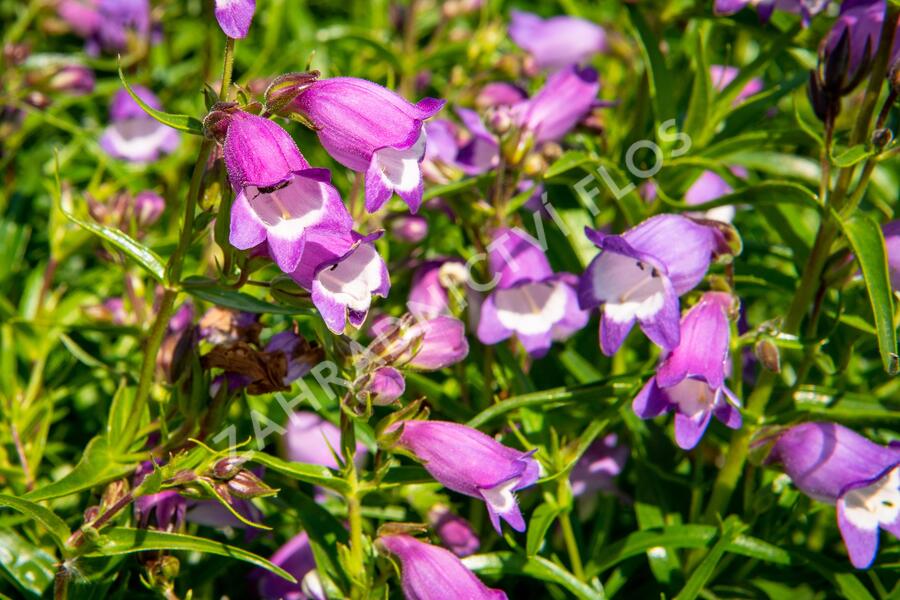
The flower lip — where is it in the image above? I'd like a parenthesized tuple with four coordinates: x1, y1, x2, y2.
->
(839, 461, 900, 498)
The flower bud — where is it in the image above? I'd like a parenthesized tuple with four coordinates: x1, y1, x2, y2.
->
(754, 338, 781, 373)
(264, 71, 320, 116)
(226, 470, 277, 499)
(873, 128, 893, 150)
(47, 64, 95, 95)
(212, 456, 247, 480)
(388, 214, 429, 243)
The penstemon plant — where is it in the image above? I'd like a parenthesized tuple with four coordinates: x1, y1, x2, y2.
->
(3, 0, 900, 598)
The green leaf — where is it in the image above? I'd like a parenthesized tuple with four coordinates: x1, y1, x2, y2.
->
(588, 525, 790, 576)
(0, 494, 70, 551)
(683, 24, 713, 146)
(117, 65, 203, 134)
(838, 213, 899, 374)
(466, 378, 640, 428)
(675, 518, 743, 600)
(662, 181, 821, 214)
(526, 503, 562, 557)
(464, 552, 605, 600)
(87, 528, 296, 583)
(544, 151, 594, 180)
(248, 451, 350, 494)
(61, 208, 166, 283)
(182, 276, 314, 315)
(831, 145, 873, 168)
(0, 531, 56, 599)
(24, 436, 134, 502)
(626, 4, 675, 128)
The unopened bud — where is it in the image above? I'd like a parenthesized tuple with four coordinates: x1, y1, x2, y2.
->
(487, 107, 512, 135)
(541, 141, 563, 162)
(872, 128, 893, 150)
(265, 71, 320, 115)
(83, 505, 101, 523)
(388, 214, 428, 243)
(523, 152, 547, 177)
(226, 470, 277, 499)
(212, 456, 246, 480)
(754, 339, 781, 373)
(101, 479, 130, 509)
(47, 65, 95, 95)
(202, 102, 240, 142)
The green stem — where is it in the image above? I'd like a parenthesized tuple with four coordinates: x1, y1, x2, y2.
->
(123, 35, 236, 450)
(347, 465, 368, 599)
(558, 478, 585, 581)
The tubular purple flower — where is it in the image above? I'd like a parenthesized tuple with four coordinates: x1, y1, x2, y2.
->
(455, 107, 500, 175)
(508, 10, 607, 70)
(288, 230, 390, 334)
(477, 229, 589, 358)
(632, 292, 742, 450)
(766, 422, 900, 568)
(134, 190, 165, 227)
(378, 534, 508, 600)
(265, 331, 319, 384)
(404, 316, 469, 370)
(389, 214, 429, 243)
(134, 461, 187, 532)
(513, 65, 600, 143)
(578, 214, 724, 355)
(570, 433, 629, 497)
(392, 420, 539, 533)
(223, 111, 353, 274)
(283, 411, 367, 470)
(47, 64, 96, 95)
(714, 0, 830, 24)
(290, 77, 445, 213)
(100, 86, 180, 163)
(214, 0, 256, 39)
(407, 259, 464, 318)
(429, 506, 481, 557)
(59, 0, 151, 54)
(476, 82, 527, 110)
(823, 0, 885, 84)
(256, 531, 315, 600)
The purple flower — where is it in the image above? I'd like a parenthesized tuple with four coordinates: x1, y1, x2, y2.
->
(407, 259, 467, 319)
(257, 532, 315, 600)
(476, 82, 527, 110)
(134, 461, 187, 532)
(134, 190, 165, 227)
(214, 0, 256, 39)
(362, 366, 406, 405)
(570, 434, 629, 497)
(633, 292, 741, 450)
(455, 107, 501, 175)
(378, 534, 508, 599)
(388, 214, 429, 243)
(766, 422, 900, 568)
(223, 111, 353, 274)
(685, 171, 736, 223)
(57, 0, 101, 38)
(823, 0, 886, 83)
(512, 65, 600, 143)
(578, 214, 723, 355)
(714, 0, 830, 24)
(477, 228, 589, 358)
(710, 65, 764, 105)
(100, 86, 179, 163)
(290, 77, 445, 213)
(47, 64, 95, 95)
(508, 10, 607, 70)
(371, 313, 470, 370)
(59, 0, 152, 55)
(392, 420, 539, 533)
(288, 230, 390, 334)
(429, 506, 481, 557)
(283, 411, 367, 469)
(882, 221, 900, 291)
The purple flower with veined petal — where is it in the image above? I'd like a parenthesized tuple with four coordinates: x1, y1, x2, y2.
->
(134, 460, 187, 532)
(765, 422, 900, 568)
(290, 77, 445, 213)
(508, 10, 607, 70)
(710, 65, 764, 105)
(379, 534, 508, 600)
(476, 82, 527, 110)
(407, 259, 467, 319)
(455, 107, 500, 175)
(512, 65, 600, 143)
(256, 531, 315, 600)
(429, 506, 481, 557)
(100, 86, 180, 163)
(223, 111, 353, 274)
(370, 313, 470, 370)
(391, 420, 539, 533)
(288, 229, 389, 334)
(477, 228, 589, 357)
(283, 411, 367, 469)
(570, 434, 629, 498)
(578, 214, 724, 355)
(214, 0, 256, 39)
(882, 221, 900, 291)
(714, 0, 831, 24)
(633, 292, 742, 450)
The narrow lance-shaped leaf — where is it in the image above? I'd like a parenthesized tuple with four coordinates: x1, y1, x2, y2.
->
(117, 63, 203, 134)
(839, 213, 899, 374)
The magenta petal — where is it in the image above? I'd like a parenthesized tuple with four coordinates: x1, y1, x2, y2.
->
(214, 0, 256, 39)
(600, 313, 636, 356)
(637, 284, 681, 351)
(837, 499, 880, 569)
(508, 10, 606, 70)
(632, 377, 670, 419)
(713, 392, 742, 430)
(406, 316, 470, 370)
(379, 535, 508, 600)
(224, 111, 310, 189)
(657, 292, 732, 387)
(476, 294, 513, 345)
(229, 191, 268, 250)
(514, 65, 600, 142)
(365, 157, 395, 213)
(674, 409, 713, 450)
(488, 228, 552, 289)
